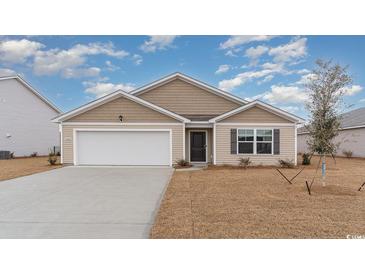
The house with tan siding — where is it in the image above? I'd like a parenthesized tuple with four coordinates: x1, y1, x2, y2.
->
(52, 73, 304, 166)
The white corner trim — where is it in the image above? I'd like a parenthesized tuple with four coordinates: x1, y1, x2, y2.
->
(72, 128, 173, 167)
(209, 100, 304, 123)
(0, 75, 61, 113)
(59, 123, 63, 164)
(52, 89, 190, 123)
(294, 123, 298, 166)
(130, 72, 248, 105)
(213, 123, 217, 165)
(182, 123, 186, 161)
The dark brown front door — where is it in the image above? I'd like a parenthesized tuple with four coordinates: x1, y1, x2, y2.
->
(190, 132, 206, 162)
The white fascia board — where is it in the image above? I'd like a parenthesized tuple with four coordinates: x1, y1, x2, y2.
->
(52, 89, 190, 123)
(130, 72, 248, 105)
(209, 100, 305, 123)
(1, 75, 61, 113)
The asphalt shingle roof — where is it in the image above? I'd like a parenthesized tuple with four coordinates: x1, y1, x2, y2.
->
(298, 107, 365, 134)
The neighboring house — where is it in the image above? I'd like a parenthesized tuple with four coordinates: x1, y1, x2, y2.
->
(52, 73, 304, 166)
(0, 75, 61, 157)
(298, 107, 365, 157)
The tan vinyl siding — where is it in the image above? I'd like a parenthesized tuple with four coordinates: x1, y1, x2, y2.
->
(219, 106, 292, 123)
(185, 128, 213, 163)
(62, 124, 184, 164)
(67, 96, 178, 123)
(215, 124, 296, 165)
(139, 79, 241, 116)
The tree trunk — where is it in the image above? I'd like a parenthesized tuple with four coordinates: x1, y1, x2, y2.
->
(321, 155, 326, 187)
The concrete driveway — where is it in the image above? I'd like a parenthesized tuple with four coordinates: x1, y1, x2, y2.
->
(0, 166, 173, 238)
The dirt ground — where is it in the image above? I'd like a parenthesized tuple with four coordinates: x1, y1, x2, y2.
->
(0, 157, 62, 181)
(151, 156, 365, 239)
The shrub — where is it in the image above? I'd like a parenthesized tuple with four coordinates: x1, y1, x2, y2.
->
(48, 151, 58, 165)
(238, 157, 251, 168)
(342, 150, 353, 158)
(174, 159, 191, 168)
(30, 152, 38, 157)
(278, 159, 295, 168)
(302, 153, 311, 165)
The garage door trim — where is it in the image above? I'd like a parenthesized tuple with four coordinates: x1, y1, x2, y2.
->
(73, 128, 172, 166)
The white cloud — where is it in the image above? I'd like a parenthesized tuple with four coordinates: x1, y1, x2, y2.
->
(105, 60, 120, 71)
(268, 37, 307, 63)
(219, 35, 275, 50)
(33, 42, 128, 76)
(0, 39, 44, 63)
(261, 62, 283, 70)
(215, 64, 230, 74)
(263, 85, 308, 104)
(296, 68, 311, 75)
(62, 67, 101, 79)
(140, 36, 177, 53)
(341, 85, 363, 96)
(281, 105, 300, 113)
(132, 54, 143, 65)
(296, 73, 317, 85)
(83, 81, 135, 98)
(0, 68, 16, 77)
(257, 75, 274, 85)
(245, 45, 269, 65)
(218, 63, 285, 91)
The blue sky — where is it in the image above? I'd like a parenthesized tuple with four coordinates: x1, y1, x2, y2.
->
(1, 35, 364, 118)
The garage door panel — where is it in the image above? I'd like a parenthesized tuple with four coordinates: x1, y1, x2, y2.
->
(76, 131, 170, 166)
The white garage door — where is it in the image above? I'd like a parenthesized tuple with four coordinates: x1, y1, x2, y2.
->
(75, 130, 171, 166)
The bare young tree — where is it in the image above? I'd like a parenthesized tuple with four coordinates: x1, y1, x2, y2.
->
(305, 59, 352, 186)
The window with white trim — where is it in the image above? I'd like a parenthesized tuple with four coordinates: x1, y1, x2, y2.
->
(237, 129, 254, 154)
(237, 129, 273, 155)
(256, 129, 272, 154)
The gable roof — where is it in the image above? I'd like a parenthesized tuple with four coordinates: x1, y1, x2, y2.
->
(209, 100, 305, 123)
(130, 72, 249, 105)
(298, 107, 365, 134)
(0, 75, 61, 113)
(52, 89, 190, 123)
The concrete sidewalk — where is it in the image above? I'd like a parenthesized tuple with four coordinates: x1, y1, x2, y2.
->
(0, 166, 173, 238)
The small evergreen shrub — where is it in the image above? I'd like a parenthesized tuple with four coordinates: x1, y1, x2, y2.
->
(174, 159, 191, 168)
(342, 150, 353, 158)
(302, 153, 311, 165)
(48, 151, 58, 165)
(278, 159, 295, 168)
(30, 152, 38, 157)
(238, 157, 251, 168)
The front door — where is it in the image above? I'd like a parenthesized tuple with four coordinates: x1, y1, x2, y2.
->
(190, 131, 206, 162)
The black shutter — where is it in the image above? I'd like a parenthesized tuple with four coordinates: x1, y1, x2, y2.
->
(231, 129, 237, 154)
(274, 129, 280, 155)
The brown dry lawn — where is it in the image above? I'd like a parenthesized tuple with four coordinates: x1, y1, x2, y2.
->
(0, 157, 62, 181)
(151, 156, 365, 239)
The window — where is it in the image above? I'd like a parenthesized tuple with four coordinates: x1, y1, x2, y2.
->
(237, 129, 254, 154)
(237, 129, 273, 155)
(256, 129, 272, 154)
